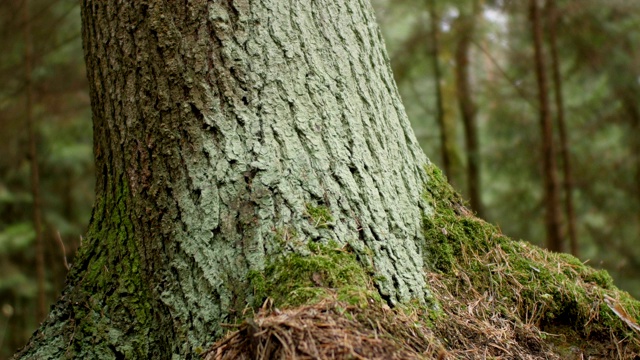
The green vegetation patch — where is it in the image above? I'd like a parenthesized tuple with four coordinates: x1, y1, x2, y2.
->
(212, 163, 640, 358)
(421, 163, 640, 354)
(63, 179, 154, 358)
(248, 241, 381, 308)
(304, 203, 334, 228)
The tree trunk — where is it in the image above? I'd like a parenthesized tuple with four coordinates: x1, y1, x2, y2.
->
(619, 93, 640, 239)
(427, 0, 455, 185)
(529, 0, 563, 253)
(15, 1, 433, 358)
(23, 0, 47, 323)
(454, 3, 484, 218)
(545, 0, 578, 256)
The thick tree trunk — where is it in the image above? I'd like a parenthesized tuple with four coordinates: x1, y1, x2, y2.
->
(15, 1, 433, 358)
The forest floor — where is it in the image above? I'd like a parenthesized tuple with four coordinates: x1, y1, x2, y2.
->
(204, 165, 640, 359)
(204, 265, 639, 359)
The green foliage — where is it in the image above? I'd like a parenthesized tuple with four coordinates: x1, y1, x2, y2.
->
(0, 223, 35, 254)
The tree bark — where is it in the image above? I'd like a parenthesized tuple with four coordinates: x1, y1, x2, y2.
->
(529, 0, 563, 253)
(15, 1, 433, 358)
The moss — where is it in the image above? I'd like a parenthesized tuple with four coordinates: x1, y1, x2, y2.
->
(582, 268, 614, 288)
(337, 285, 382, 307)
(249, 241, 380, 308)
(422, 165, 497, 272)
(63, 178, 154, 357)
(211, 162, 639, 357)
(274, 226, 299, 246)
(421, 162, 640, 346)
(304, 203, 334, 228)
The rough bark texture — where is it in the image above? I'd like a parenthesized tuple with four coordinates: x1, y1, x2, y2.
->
(15, 1, 433, 358)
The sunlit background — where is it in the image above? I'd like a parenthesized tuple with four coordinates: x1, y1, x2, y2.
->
(1, 0, 639, 357)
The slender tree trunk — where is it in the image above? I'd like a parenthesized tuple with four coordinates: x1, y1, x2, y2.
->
(546, 0, 578, 256)
(454, 3, 484, 218)
(23, 0, 46, 322)
(15, 1, 433, 358)
(619, 94, 640, 239)
(529, 0, 563, 252)
(427, 0, 454, 184)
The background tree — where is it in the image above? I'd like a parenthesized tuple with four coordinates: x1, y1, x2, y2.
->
(529, 0, 563, 252)
(22, 0, 47, 322)
(545, 0, 578, 256)
(453, 0, 484, 217)
(428, 0, 457, 187)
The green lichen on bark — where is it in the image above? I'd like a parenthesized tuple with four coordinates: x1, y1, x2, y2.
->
(46, 180, 153, 359)
(14, 179, 158, 360)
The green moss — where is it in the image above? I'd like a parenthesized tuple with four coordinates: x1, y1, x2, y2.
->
(305, 203, 334, 229)
(64, 178, 154, 357)
(421, 162, 640, 344)
(337, 285, 382, 307)
(422, 165, 497, 272)
(249, 241, 379, 308)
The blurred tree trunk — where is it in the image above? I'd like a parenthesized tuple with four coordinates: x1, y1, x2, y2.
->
(454, 2, 484, 218)
(14, 1, 434, 358)
(546, 0, 578, 256)
(22, 0, 46, 322)
(428, 0, 456, 187)
(529, 0, 563, 252)
(619, 94, 640, 234)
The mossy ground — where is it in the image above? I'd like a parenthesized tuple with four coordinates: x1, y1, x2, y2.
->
(422, 164, 640, 358)
(207, 163, 640, 359)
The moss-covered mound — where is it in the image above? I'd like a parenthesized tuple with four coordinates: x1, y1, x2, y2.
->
(205, 164, 640, 359)
(422, 164, 640, 358)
